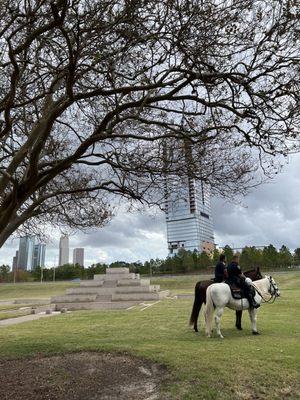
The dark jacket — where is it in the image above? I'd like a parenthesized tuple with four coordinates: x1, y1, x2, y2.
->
(226, 261, 253, 297)
(214, 261, 227, 283)
(227, 261, 242, 285)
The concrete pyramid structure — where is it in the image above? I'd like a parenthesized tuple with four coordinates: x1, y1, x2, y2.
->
(51, 267, 169, 311)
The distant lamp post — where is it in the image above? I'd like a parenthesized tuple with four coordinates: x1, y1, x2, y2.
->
(40, 266, 43, 283)
(53, 256, 58, 282)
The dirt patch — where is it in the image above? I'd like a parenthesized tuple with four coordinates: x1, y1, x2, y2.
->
(0, 352, 168, 400)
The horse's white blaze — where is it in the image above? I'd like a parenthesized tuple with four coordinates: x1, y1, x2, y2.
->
(204, 276, 279, 338)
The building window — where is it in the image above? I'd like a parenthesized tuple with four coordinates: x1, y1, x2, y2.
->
(200, 212, 209, 219)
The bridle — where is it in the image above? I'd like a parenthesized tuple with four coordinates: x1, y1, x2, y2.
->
(251, 276, 280, 304)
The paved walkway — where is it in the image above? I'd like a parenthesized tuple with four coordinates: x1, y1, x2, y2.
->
(0, 312, 60, 327)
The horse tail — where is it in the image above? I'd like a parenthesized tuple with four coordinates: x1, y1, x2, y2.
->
(205, 286, 215, 337)
(189, 281, 202, 332)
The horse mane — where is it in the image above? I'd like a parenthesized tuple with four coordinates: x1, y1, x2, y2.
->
(244, 267, 263, 281)
(244, 267, 260, 274)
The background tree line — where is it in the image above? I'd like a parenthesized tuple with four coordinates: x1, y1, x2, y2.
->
(1, 244, 300, 282)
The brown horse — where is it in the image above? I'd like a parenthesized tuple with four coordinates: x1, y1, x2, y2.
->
(189, 267, 262, 332)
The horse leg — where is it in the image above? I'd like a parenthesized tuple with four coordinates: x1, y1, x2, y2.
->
(189, 282, 207, 332)
(189, 298, 201, 332)
(194, 286, 207, 332)
(189, 282, 201, 332)
(215, 307, 225, 339)
(248, 308, 259, 335)
(236, 310, 243, 330)
(193, 300, 203, 332)
(204, 287, 215, 337)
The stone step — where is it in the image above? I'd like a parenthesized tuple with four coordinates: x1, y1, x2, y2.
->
(158, 290, 170, 299)
(106, 267, 129, 274)
(66, 287, 118, 295)
(80, 280, 104, 287)
(116, 279, 140, 287)
(65, 285, 158, 296)
(140, 279, 150, 286)
(94, 273, 140, 281)
(117, 279, 150, 287)
(115, 285, 160, 294)
(54, 301, 138, 311)
(102, 280, 118, 288)
(112, 292, 160, 301)
(51, 294, 98, 303)
(95, 295, 112, 301)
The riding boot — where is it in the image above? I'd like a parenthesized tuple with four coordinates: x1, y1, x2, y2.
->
(248, 294, 260, 309)
(252, 296, 260, 309)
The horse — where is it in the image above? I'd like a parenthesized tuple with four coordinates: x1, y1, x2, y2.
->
(189, 267, 262, 332)
(204, 276, 280, 338)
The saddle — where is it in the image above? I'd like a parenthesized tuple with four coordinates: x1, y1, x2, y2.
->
(227, 283, 245, 299)
(225, 281, 256, 300)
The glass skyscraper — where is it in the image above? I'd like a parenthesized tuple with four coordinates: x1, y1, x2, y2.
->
(165, 178, 214, 255)
(33, 243, 46, 268)
(17, 236, 35, 270)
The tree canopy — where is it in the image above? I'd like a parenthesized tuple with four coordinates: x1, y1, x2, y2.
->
(0, 0, 299, 246)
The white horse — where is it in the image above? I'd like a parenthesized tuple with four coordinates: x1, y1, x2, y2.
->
(205, 276, 280, 338)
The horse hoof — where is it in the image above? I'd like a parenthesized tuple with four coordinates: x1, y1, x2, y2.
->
(252, 331, 260, 335)
(236, 326, 243, 331)
(218, 335, 224, 339)
(194, 328, 198, 333)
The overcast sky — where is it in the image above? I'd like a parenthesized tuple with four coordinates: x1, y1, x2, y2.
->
(1, 154, 299, 268)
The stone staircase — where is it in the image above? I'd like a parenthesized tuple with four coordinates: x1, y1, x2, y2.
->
(51, 267, 169, 311)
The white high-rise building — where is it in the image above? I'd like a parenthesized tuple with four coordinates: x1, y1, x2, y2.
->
(165, 178, 214, 255)
(17, 236, 35, 270)
(73, 248, 84, 267)
(59, 235, 69, 266)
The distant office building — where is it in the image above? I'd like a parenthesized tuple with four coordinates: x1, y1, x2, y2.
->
(12, 250, 19, 272)
(73, 248, 84, 267)
(59, 235, 69, 266)
(165, 178, 214, 255)
(17, 236, 35, 270)
(33, 243, 46, 268)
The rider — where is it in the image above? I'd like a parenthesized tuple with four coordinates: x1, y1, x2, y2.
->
(227, 254, 260, 309)
(214, 254, 228, 282)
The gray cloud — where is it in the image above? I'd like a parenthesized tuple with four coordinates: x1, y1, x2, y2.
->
(213, 154, 300, 250)
(73, 212, 168, 264)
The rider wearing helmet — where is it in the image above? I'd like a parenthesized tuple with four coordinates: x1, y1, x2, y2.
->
(227, 254, 260, 309)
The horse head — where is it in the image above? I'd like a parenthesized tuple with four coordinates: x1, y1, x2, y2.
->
(255, 267, 263, 280)
(245, 267, 263, 281)
(268, 276, 280, 298)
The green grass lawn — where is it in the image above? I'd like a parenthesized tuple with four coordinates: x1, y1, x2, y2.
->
(0, 311, 31, 321)
(0, 272, 299, 399)
(0, 281, 79, 301)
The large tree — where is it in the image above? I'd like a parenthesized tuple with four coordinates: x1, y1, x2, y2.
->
(0, 0, 299, 246)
